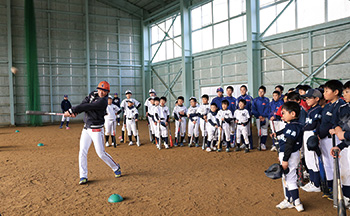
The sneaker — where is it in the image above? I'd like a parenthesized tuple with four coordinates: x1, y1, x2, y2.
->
(202, 145, 206, 150)
(112, 143, 117, 148)
(188, 143, 192, 147)
(174, 143, 178, 147)
(234, 146, 241, 152)
(106, 142, 110, 147)
(226, 147, 230, 152)
(276, 199, 293, 209)
(114, 166, 121, 178)
(129, 141, 134, 146)
(164, 143, 169, 149)
(206, 147, 212, 152)
(302, 183, 321, 192)
(117, 123, 120, 126)
(212, 146, 217, 151)
(120, 139, 124, 143)
(66, 127, 70, 130)
(59, 126, 63, 129)
(79, 178, 88, 185)
(301, 182, 312, 191)
(195, 143, 199, 147)
(137, 141, 141, 147)
(303, 170, 310, 180)
(261, 144, 267, 151)
(344, 196, 350, 208)
(271, 146, 277, 152)
(240, 144, 245, 149)
(217, 148, 222, 152)
(294, 203, 304, 212)
(180, 143, 184, 147)
(245, 148, 249, 153)
(157, 144, 161, 150)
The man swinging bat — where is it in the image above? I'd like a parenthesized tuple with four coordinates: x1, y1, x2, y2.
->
(64, 81, 121, 185)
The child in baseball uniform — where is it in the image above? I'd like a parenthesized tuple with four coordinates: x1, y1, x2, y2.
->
(234, 99, 250, 153)
(120, 90, 141, 143)
(145, 89, 156, 143)
(158, 96, 170, 149)
(269, 90, 284, 151)
(60, 95, 72, 129)
(63, 81, 121, 185)
(173, 96, 187, 147)
(275, 101, 304, 212)
(187, 97, 200, 147)
(206, 103, 219, 152)
(237, 85, 254, 149)
(300, 89, 323, 193)
(217, 99, 234, 152)
(224, 86, 237, 147)
(105, 95, 121, 148)
(252, 85, 270, 150)
(112, 93, 121, 125)
(317, 80, 344, 199)
(197, 94, 210, 150)
(330, 80, 350, 208)
(124, 100, 140, 146)
(152, 97, 162, 149)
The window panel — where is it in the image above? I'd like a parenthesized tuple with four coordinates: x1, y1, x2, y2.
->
(214, 21, 229, 48)
(328, 0, 350, 22)
(276, 1, 295, 34)
(174, 36, 182, 57)
(151, 44, 159, 62)
(213, 0, 228, 23)
(260, 5, 277, 36)
(297, 0, 325, 29)
(166, 19, 174, 38)
(202, 27, 213, 51)
(166, 40, 174, 59)
(230, 15, 246, 44)
(151, 26, 158, 44)
(230, 0, 246, 17)
(157, 42, 166, 62)
(191, 6, 202, 30)
(192, 30, 202, 53)
(202, 3, 212, 27)
(173, 17, 182, 36)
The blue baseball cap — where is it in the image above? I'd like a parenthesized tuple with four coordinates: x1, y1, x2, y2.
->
(114, 93, 118, 96)
(64, 95, 68, 97)
(216, 87, 224, 93)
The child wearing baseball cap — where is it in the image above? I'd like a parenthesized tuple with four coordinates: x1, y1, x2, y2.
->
(60, 95, 72, 129)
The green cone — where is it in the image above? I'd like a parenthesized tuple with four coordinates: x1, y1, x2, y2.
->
(15, 130, 20, 133)
(37, 143, 44, 147)
(108, 194, 123, 203)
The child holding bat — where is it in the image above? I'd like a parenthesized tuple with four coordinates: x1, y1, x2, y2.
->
(205, 103, 219, 152)
(275, 101, 304, 212)
(330, 80, 350, 209)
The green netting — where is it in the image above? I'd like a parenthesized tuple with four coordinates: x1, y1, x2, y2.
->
(25, 0, 41, 126)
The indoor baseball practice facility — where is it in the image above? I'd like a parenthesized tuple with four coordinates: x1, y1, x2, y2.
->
(1, 0, 350, 215)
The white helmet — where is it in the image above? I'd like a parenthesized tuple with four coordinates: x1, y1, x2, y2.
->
(125, 89, 132, 94)
(149, 89, 156, 94)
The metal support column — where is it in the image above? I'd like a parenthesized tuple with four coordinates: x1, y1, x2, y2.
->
(246, 0, 261, 97)
(85, 0, 91, 93)
(48, 0, 53, 122)
(180, 0, 193, 106)
(141, 19, 151, 116)
(7, 0, 15, 125)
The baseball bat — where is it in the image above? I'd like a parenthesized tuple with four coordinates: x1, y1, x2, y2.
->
(147, 118, 152, 142)
(136, 121, 140, 146)
(334, 148, 347, 216)
(202, 119, 207, 149)
(26, 110, 64, 116)
(176, 120, 181, 145)
(318, 156, 330, 194)
(217, 127, 222, 150)
(232, 122, 237, 148)
(189, 121, 195, 146)
(258, 119, 262, 151)
(333, 134, 338, 207)
(158, 122, 162, 146)
(168, 123, 174, 147)
(271, 120, 279, 147)
(124, 127, 127, 144)
(210, 127, 218, 149)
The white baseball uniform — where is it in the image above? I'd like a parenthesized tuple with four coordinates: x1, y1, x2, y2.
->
(234, 108, 250, 145)
(173, 105, 187, 139)
(197, 103, 210, 137)
(104, 104, 120, 136)
(120, 98, 140, 132)
(217, 109, 234, 142)
(159, 105, 170, 138)
(188, 104, 200, 138)
(124, 105, 139, 137)
(207, 110, 219, 142)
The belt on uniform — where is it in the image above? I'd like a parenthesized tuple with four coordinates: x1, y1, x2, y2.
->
(127, 118, 134, 120)
(84, 124, 103, 129)
(237, 122, 248, 126)
(160, 118, 165, 120)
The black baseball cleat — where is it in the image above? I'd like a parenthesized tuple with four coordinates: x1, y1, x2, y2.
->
(234, 146, 241, 152)
(244, 148, 249, 153)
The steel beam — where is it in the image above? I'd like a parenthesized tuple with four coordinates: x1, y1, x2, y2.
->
(259, 0, 294, 38)
(180, 0, 193, 106)
(246, 0, 261, 98)
(164, 68, 182, 99)
(151, 66, 177, 99)
(85, 0, 91, 93)
(97, 0, 143, 18)
(299, 40, 350, 85)
(48, 0, 53, 122)
(143, 1, 180, 23)
(141, 19, 151, 116)
(7, 0, 14, 125)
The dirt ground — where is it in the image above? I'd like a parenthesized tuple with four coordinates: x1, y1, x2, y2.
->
(0, 121, 345, 215)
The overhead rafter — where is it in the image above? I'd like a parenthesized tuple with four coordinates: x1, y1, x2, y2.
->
(97, 0, 144, 18)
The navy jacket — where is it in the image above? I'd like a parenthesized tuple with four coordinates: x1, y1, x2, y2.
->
(61, 99, 72, 112)
(252, 96, 270, 118)
(336, 102, 350, 150)
(304, 105, 322, 131)
(279, 119, 303, 161)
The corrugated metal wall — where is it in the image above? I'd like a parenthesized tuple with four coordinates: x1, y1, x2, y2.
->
(0, 0, 142, 126)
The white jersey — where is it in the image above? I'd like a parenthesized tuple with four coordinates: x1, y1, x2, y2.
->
(234, 109, 250, 124)
(124, 106, 139, 119)
(159, 105, 170, 121)
(105, 104, 120, 120)
(188, 104, 199, 122)
(197, 103, 210, 119)
(207, 111, 219, 127)
(144, 97, 153, 112)
(173, 105, 187, 120)
(120, 98, 140, 111)
(217, 109, 233, 125)
(151, 105, 161, 121)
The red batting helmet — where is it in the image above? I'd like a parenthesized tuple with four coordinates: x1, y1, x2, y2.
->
(97, 81, 110, 92)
